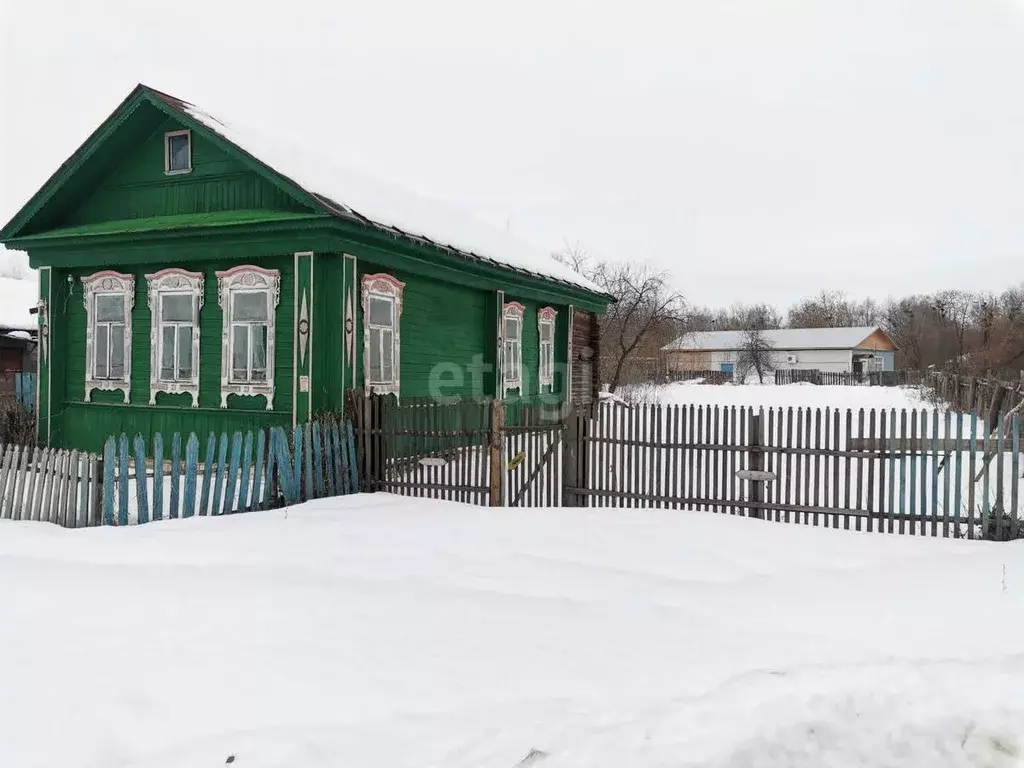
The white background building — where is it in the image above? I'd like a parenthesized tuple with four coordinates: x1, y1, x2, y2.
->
(662, 327, 898, 376)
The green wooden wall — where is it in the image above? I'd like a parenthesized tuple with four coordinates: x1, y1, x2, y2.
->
(64, 116, 305, 227)
(49, 256, 295, 452)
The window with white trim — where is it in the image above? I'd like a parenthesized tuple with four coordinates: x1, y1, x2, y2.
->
(361, 273, 405, 396)
(538, 307, 557, 390)
(216, 266, 281, 409)
(146, 268, 203, 406)
(82, 270, 135, 403)
(503, 301, 525, 394)
(165, 130, 192, 174)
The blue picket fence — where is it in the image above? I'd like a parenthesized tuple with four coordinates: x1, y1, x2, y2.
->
(100, 421, 359, 525)
(13, 373, 35, 412)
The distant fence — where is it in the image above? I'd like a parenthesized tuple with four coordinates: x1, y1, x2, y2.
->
(664, 369, 733, 385)
(928, 372, 1024, 419)
(774, 369, 922, 387)
(0, 420, 358, 527)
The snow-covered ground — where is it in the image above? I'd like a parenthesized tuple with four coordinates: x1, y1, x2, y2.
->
(624, 380, 933, 412)
(2, 494, 1023, 767)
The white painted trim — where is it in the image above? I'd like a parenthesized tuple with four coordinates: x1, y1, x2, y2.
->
(37, 267, 50, 445)
(502, 301, 525, 397)
(293, 252, 299, 429)
(164, 129, 192, 174)
(216, 265, 281, 409)
(307, 253, 315, 419)
(494, 290, 505, 398)
(145, 268, 203, 407)
(82, 270, 135, 404)
(566, 305, 574, 401)
(537, 306, 557, 391)
(343, 254, 358, 395)
(361, 273, 405, 396)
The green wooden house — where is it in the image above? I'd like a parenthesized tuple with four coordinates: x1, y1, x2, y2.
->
(0, 85, 611, 452)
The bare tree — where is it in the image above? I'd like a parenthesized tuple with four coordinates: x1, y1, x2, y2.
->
(788, 290, 879, 328)
(736, 328, 774, 384)
(554, 245, 685, 393)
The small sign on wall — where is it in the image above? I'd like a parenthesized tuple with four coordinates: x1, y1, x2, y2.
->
(299, 375, 310, 392)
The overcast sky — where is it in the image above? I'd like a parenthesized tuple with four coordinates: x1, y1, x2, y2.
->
(3, 0, 1024, 308)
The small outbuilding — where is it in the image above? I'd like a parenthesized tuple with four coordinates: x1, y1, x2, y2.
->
(662, 326, 898, 377)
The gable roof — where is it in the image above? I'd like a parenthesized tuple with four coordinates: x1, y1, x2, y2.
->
(663, 326, 897, 352)
(1, 85, 609, 300)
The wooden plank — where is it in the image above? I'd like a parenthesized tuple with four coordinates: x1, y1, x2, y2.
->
(250, 430, 266, 509)
(303, 423, 315, 503)
(942, 410, 951, 538)
(11, 446, 29, 521)
(930, 409, 940, 537)
(0, 445, 14, 520)
(89, 454, 101, 527)
(36, 449, 54, 524)
(266, 428, 282, 507)
(51, 450, 66, 526)
(182, 433, 199, 517)
(211, 432, 230, 515)
(169, 433, 182, 519)
(920, 410, 929, 537)
(1012, 414, 1021, 540)
(102, 440, 115, 525)
(995, 415, 1006, 539)
(199, 433, 216, 516)
(866, 410, 876, 533)
(565, 486, 872, 517)
(967, 413, 977, 539)
(133, 435, 149, 524)
(23, 447, 40, 522)
(312, 422, 325, 500)
(880, 409, 891, 533)
(65, 450, 80, 529)
(855, 409, 864, 532)
(335, 422, 348, 495)
(793, 408, 803, 523)
(238, 430, 254, 511)
(289, 425, 304, 505)
(222, 432, 243, 514)
(322, 422, 336, 498)
(152, 433, 164, 522)
(76, 454, 89, 528)
(909, 411, 919, 536)
(117, 435, 130, 526)
(981, 415, 992, 538)
(812, 409, 822, 527)
(953, 411, 963, 537)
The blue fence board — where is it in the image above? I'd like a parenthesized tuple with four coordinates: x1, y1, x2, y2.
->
(184, 433, 199, 517)
(170, 433, 182, 519)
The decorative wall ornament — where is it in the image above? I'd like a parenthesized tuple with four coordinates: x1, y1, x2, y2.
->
(361, 273, 405, 396)
(145, 268, 204, 407)
(298, 292, 310, 366)
(82, 270, 135, 403)
(216, 265, 281, 409)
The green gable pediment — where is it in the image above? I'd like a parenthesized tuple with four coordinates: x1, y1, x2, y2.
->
(1, 86, 327, 240)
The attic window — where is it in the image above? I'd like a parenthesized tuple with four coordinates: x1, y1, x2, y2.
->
(165, 130, 191, 174)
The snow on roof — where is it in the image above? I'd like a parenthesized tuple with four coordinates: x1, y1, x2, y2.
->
(663, 326, 888, 352)
(0, 275, 39, 332)
(158, 91, 607, 297)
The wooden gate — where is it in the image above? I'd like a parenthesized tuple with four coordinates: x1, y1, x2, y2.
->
(504, 402, 564, 507)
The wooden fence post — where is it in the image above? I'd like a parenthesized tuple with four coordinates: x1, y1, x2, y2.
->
(750, 409, 764, 519)
(489, 399, 505, 507)
(562, 406, 579, 507)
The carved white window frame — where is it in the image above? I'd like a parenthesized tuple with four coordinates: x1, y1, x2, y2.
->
(361, 273, 405, 396)
(538, 306, 557, 391)
(502, 301, 525, 396)
(146, 268, 204, 407)
(82, 270, 135, 404)
(216, 265, 281, 410)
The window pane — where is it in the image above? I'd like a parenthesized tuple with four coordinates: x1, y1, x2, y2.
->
(177, 325, 193, 379)
(232, 292, 268, 322)
(381, 329, 394, 382)
(541, 323, 553, 342)
(250, 325, 267, 382)
(232, 325, 248, 380)
(96, 295, 124, 322)
(369, 328, 382, 382)
(504, 317, 518, 339)
(95, 325, 109, 379)
(161, 326, 176, 380)
(110, 325, 125, 378)
(168, 134, 190, 171)
(369, 296, 393, 327)
(161, 294, 193, 322)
